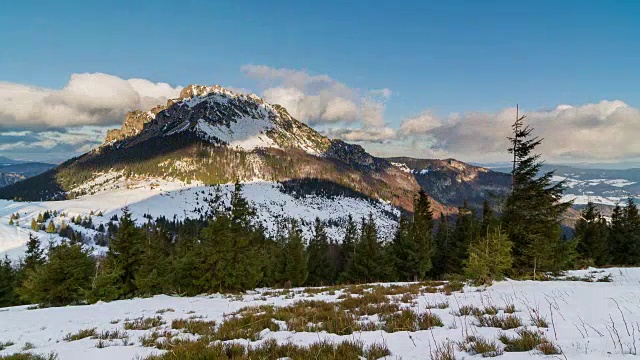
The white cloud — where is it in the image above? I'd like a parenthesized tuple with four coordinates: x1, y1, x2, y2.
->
(396, 100, 640, 162)
(0, 73, 182, 128)
(323, 127, 397, 142)
(242, 64, 389, 130)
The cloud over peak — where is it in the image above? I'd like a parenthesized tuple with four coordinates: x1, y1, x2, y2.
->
(0, 73, 183, 128)
(242, 64, 390, 128)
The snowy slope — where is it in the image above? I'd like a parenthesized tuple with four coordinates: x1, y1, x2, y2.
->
(1, 268, 639, 360)
(0, 176, 399, 259)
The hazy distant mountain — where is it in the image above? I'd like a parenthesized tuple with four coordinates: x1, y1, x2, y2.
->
(0, 157, 55, 188)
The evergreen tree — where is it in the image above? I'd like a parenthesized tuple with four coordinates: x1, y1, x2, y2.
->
(98, 208, 145, 297)
(464, 227, 513, 285)
(135, 227, 173, 295)
(432, 213, 452, 277)
(481, 200, 498, 234)
(338, 215, 358, 282)
(278, 220, 308, 287)
(8, 218, 14, 226)
(411, 190, 435, 279)
(450, 201, 478, 274)
(390, 214, 420, 281)
(306, 218, 334, 286)
(18, 242, 95, 307)
(574, 202, 610, 266)
(610, 199, 640, 265)
(30, 218, 38, 231)
(46, 220, 56, 233)
(0, 255, 18, 307)
(22, 234, 45, 273)
(502, 112, 572, 277)
(348, 215, 385, 283)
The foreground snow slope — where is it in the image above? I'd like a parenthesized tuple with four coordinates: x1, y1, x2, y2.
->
(0, 177, 398, 259)
(1, 268, 639, 360)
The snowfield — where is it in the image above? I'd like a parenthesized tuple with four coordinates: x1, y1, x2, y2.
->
(0, 177, 399, 259)
(1, 268, 639, 359)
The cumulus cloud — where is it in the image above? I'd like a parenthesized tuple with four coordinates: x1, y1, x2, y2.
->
(241, 64, 390, 129)
(396, 100, 640, 162)
(323, 127, 397, 143)
(0, 73, 182, 128)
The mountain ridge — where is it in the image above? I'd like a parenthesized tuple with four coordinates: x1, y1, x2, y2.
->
(0, 84, 450, 217)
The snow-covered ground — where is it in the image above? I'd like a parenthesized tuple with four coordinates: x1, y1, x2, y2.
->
(0, 177, 399, 259)
(1, 268, 639, 359)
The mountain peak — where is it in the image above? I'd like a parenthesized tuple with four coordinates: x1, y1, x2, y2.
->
(103, 83, 329, 155)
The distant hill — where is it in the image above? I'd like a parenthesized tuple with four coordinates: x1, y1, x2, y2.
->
(0, 158, 55, 188)
(387, 157, 512, 212)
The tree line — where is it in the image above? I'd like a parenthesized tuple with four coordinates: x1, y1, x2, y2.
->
(0, 114, 639, 308)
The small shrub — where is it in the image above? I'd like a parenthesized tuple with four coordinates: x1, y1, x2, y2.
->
(382, 310, 418, 332)
(63, 328, 97, 341)
(124, 316, 165, 330)
(0, 341, 15, 351)
(364, 342, 392, 359)
(529, 312, 548, 327)
(155, 308, 175, 314)
(476, 314, 522, 330)
(92, 329, 129, 341)
(426, 301, 449, 309)
(537, 341, 561, 355)
(171, 319, 216, 336)
(430, 341, 456, 360)
(499, 328, 556, 352)
(21, 343, 35, 351)
(452, 305, 481, 317)
(0, 353, 58, 360)
(457, 336, 503, 357)
(418, 312, 444, 329)
(503, 304, 517, 314)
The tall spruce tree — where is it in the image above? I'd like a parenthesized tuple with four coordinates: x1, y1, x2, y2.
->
(278, 220, 308, 287)
(610, 198, 640, 265)
(338, 215, 358, 283)
(503, 111, 573, 277)
(101, 208, 145, 297)
(411, 190, 435, 279)
(0, 255, 18, 307)
(306, 218, 335, 286)
(135, 227, 173, 295)
(390, 214, 418, 281)
(450, 201, 478, 274)
(574, 202, 610, 266)
(432, 213, 452, 277)
(348, 215, 385, 283)
(22, 233, 45, 273)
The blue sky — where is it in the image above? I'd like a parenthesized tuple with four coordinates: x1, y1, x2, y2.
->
(1, 0, 640, 163)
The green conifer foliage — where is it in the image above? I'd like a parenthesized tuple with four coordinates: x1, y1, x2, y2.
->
(348, 215, 385, 283)
(0, 256, 18, 307)
(306, 218, 335, 286)
(575, 202, 610, 266)
(503, 113, 572, 277)
(46, 220, 56, 233)
(464, 227, 513, 285)
(278, 220, 308, 287)
(18, 242, 95, 307)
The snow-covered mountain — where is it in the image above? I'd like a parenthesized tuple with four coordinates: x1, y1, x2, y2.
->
(0, 85, 450, 257)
